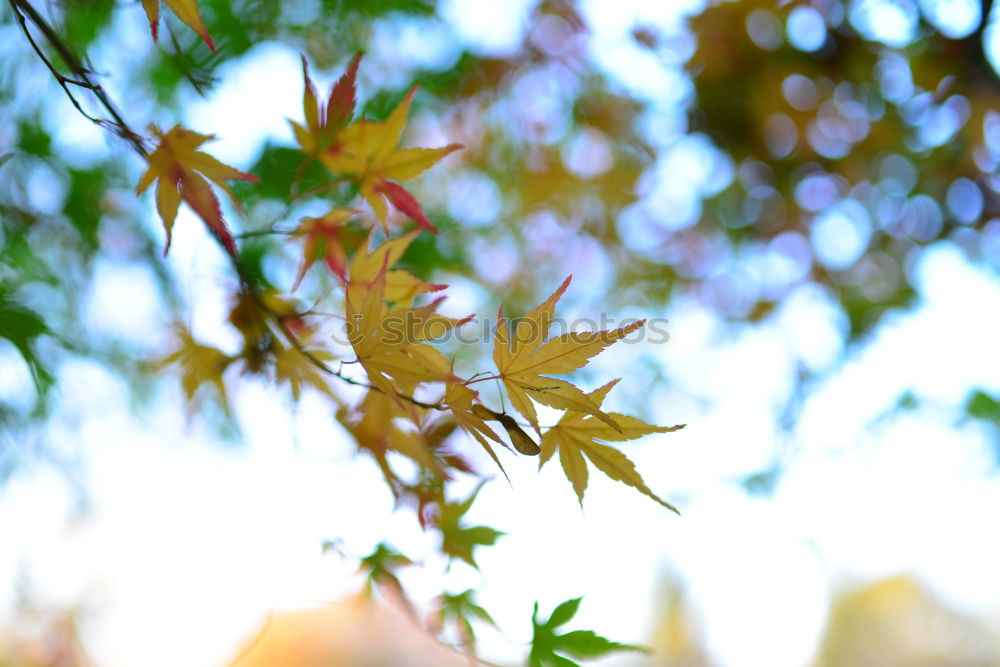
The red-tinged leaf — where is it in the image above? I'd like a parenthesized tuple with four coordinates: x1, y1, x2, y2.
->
(300, 56, 321, 132)
(314, 75, 462, 230)
(180, 171, 234, 255)
(163, 0, 215, 52)
(294, 54, 362, 155)
(377, 180, 438, 233)
(141, 0, 215, 52)
(136, 125, 257, 256)
(140, 0, 160, 41)
(292, 208, 355, 288)
(327, 52, 362, 130)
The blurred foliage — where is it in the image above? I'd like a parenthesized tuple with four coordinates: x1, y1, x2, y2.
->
(3, 0, 1000, 663)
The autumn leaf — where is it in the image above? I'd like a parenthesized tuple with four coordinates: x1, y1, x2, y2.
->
(348, 230, 445, 305)
(493, 276, 641, 436)
(340, 390, 444, 493)
(529, 597, 649, 667)
(345, 265, 462, 410)
(320, 86, 462, 232)
(140, 0, 215, 52)
(436, 484, 503, 570)
(156, 323, 233, 415)
(291, 54, 362, 155)
(271, 330, 336, 401)
(135, 124, 257, 256)
(540, 379, 684, 512)
(291, 207, 357, 288)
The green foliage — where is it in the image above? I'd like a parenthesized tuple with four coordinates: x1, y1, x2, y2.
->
(529, 597, 649, 667)
(0, 289, 51, 393)
(437, 484, 503, 570)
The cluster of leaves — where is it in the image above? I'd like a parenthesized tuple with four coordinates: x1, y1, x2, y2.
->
(1, 6, 685, 663)
(142, 48, 683, 655)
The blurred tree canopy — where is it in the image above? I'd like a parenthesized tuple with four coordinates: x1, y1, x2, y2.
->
(2, 0, 1000, 663)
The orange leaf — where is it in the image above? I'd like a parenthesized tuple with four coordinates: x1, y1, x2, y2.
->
(291, 208, 356, 288)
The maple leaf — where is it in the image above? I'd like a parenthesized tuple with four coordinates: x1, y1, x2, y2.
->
(320, 87, 462, 232)
(540, 379, 684, 513)
(346, 264, 463, 408)
(340, 390, 444, 492)
(271, 334, 336, 402)
(528, 597, 649, 667)
(348, 230, 445, 305)
(291, 207, 357, 288)
(291, 54, 362, 155)
(357, 543, 416, 616)
(436, 484, 503, 570)
(432, 588, 498, 653)
(493, 276, 642, 436)
(156, 323, 233, 415)
(140, 0, 215, 52)
(135, 124, 257, 256)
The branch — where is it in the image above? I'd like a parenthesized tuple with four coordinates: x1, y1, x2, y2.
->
(10, 0, 447, 412)
(9, 0, 147, 156)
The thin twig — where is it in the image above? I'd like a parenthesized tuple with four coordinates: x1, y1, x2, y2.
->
(9, 0, 147, 156)
(11, 0, 447, 412)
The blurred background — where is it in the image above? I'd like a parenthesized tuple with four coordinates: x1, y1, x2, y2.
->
(2, 0, 1000, 664)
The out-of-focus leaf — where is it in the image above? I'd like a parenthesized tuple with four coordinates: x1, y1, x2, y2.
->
(0, 290, 52, 393)
(529, 597, 649, 667)
(63, 0, 114, 52)
(433, 588, 497, 652)
(436, 484, 502, 570)
(966, 391, 1000, 426)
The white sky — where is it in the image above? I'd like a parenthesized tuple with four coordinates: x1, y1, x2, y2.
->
(3, 2, 1000, 666)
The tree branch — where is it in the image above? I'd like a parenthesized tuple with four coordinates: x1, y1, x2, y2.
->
(9, 0, 447, 411)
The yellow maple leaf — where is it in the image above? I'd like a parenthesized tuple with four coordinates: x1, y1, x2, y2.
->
(140, 0, 215, 52)
(347, 230, 445, 306)
(346, 266, 461, 409)
(272, 333, 336, 402)
(156, 323, 233, 415)
(320, 87, 461, 232)
(540, 380, 684, 512)
(492, 276, 641, 435)
(341, 390, 442, 482)
(135, 124, 257, 255)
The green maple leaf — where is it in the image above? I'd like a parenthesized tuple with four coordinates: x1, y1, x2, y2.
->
(434, 588, 498, 651)
(528, 597, 649, 667)
(357, 543, 414, 612)
(437, 484, 503, 570)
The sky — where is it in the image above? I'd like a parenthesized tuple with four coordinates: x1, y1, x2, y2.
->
(2, 0, 1000, 666)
